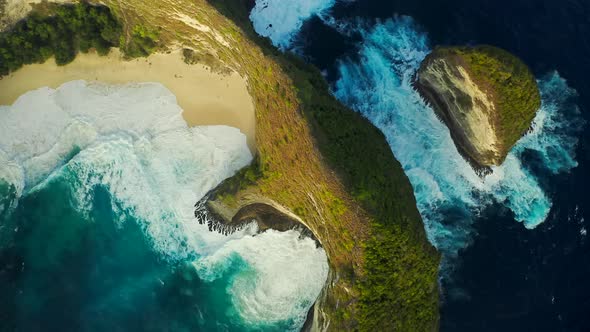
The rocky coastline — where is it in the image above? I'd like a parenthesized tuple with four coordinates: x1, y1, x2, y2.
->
(415, 45, 541, 169)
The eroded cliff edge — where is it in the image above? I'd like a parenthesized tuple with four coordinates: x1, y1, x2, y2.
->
(415, 45, 541, 169)
(1, 0, 441, 330)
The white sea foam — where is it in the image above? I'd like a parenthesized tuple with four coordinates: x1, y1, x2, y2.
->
(332, 17, 582, 273)
(196, 229, 328, 328)
(0, 80, 328, 328)
(250, 0, 336, 49)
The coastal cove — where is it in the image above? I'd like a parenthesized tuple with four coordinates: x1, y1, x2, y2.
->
(0, 78, 330, 331)
(0, 48, 256, 152)
(1, 0, 442, 330)
(1, 0, 589, 330)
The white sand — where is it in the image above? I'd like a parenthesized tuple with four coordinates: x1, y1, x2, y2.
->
(0, 49, 256, 152)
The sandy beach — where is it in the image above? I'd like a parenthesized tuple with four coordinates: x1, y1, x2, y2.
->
(0, 49, 256, 152)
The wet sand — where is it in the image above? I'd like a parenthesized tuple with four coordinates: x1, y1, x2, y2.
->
(0, 49, 256, 152)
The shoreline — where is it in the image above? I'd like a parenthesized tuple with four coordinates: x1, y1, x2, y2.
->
(0, 48, 256, 153)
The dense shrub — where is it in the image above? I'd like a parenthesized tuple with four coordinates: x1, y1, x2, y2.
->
(0, 2, 122, 76)
(205, 0, 441, 329)
(124, 24, 158, 58)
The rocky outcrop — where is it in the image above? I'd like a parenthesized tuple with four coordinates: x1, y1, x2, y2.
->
(195, 193, 318, 243)
(415, 45, 541, 169)
(3, 1, 442, 330)
(194, 193, 328, 331)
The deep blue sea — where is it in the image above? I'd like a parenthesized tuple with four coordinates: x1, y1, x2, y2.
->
(1, 0, 589, 331)
(251, 0, 590, 330)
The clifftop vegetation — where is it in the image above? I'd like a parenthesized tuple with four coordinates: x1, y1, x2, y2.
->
(431, 46, 541, 154)
(204, 0, 440, 330)
(1, 1, 441, 330)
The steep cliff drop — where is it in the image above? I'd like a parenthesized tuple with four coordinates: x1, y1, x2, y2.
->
(0, 2, 441, 330)
(415, 45, 541, 170)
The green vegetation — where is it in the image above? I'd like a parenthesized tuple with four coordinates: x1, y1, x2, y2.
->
(0, 2, 122, 76)
(284, 53, 425, 229)
(359, 223, 439, 331)
(203, 0, 441, 330)
(278, 50, 440, 332)
(435, 45, 541, 151)
(213, 158, 263, 206)
(0, 0, 5, 20)
(123, 24, 158, 57)
(0, 1, 161, 76)
(1, 0, 441, 329)
(182, 48, 232, 74)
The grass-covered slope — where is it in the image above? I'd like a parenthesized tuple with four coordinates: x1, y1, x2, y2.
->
(203, 0, 440, 330)
(1, 1, 441, 330)
(431, 45, 541, 155)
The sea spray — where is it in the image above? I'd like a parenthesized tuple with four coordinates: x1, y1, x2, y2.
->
(247, 2, 583, 277)
(250, 0, 337, 49)
(332, 17, 582, 275)
(0, 81, 328, 330)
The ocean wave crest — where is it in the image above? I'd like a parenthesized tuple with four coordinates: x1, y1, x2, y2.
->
(332, 17, 583, 275)
(0, 81, 328, 329)
(250, 0, 337, 49)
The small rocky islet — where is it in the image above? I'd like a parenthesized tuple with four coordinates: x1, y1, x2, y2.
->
(0, 1, 549, 331)
(415, 45, 541, 169)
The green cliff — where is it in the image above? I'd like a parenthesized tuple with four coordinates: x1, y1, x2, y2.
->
(1, 1, 441, 330)
(416, 45, 541, 168)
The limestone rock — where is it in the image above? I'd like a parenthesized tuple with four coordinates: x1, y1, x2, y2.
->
(415, 45, 541, 168)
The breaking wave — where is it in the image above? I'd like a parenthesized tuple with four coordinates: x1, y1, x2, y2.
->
(0, 81, 328, 330)
(332, 17, 583, 274)
(250, 0, 337, 49)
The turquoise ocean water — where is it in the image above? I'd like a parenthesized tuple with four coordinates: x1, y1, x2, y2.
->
(0, 81, 328, 331)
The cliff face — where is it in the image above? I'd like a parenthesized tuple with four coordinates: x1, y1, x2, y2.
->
(2, 1, 441, 330)
(416, 54, 502, 166)
(416, 46, 541, 168)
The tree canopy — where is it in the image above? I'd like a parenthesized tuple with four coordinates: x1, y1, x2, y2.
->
(0, 2, 122, 76)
